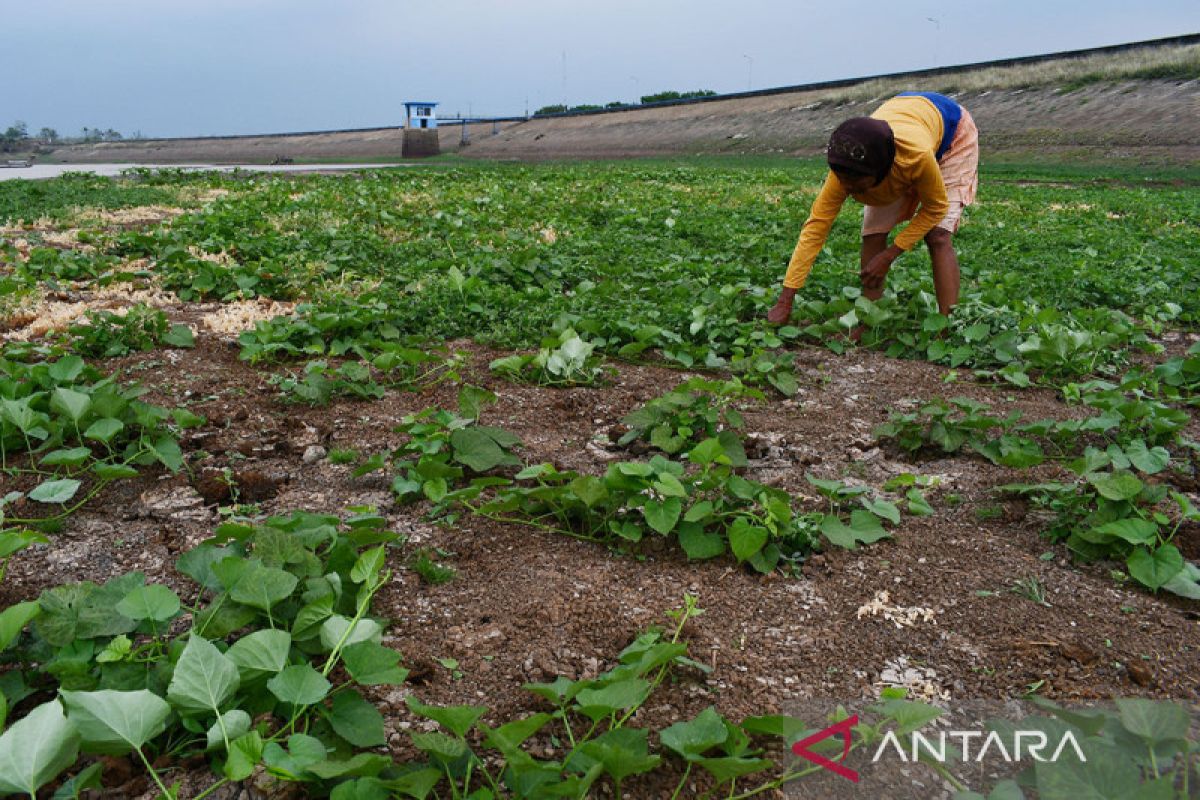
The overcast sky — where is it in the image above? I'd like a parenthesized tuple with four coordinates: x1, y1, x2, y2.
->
(4, 1, 1197, 138)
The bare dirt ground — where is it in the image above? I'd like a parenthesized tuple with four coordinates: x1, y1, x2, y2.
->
(39, 122, 522, 165)
(3, 262, 1198, 796)
(39, 79, 1200, 167)
(460, 80, 1200, 163)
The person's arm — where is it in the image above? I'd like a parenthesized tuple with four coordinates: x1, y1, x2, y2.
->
(859, 153, 948, 289)
(783, 172, 847, 289)
(892, 152, 948, 251)
(768, 174, 847, 323)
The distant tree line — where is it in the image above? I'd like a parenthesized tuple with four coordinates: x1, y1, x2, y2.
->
(2, 120, 143, 152)
(534, 89, 716, 116)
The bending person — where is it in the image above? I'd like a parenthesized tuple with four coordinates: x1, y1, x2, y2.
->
(767, 92, 979, 332)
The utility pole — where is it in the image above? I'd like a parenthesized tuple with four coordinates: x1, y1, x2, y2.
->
(927, 18, 940, 67)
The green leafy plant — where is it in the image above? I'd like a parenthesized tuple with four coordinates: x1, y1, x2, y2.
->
(269, 347, 462, 406)
(954, 697, 1200, 800)
(459, 438, 818, 573)
(805, 474, 905, 550)
(490, 329, 609, 387)
(64, 304, 194, 358)
(999, 459, 1200, 597)
(619, 377, 762, 461)
(0, 346, 191, 534)
(353, 386, 522, 507)
(0, 510, 405, 798)
(410, 548, 457, 585)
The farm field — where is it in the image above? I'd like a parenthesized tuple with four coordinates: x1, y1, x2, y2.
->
(0, 159, 1198, 798)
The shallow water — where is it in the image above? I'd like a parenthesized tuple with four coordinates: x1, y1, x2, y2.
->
(0, 162, 414, 181)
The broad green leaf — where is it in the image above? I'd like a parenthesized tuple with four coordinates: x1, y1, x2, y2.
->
(0, 601, 41, 651)
(410, 731, 469, 763)
(319, 615, 383, 651)
(48, 356, 85, 382)
(728, 519, 767, 562)
(874, 699, 943, 735)
(574, 678, 651, 720)
(1127, 545, 1184, 591)
(96, 634, 132, 664)
(1032, 740, 1140, 800)
(450, 428, 509, 472)
(351, 546, 386, 585)
(331, 778, 391, 800)
(406, 696, 487, 738)
(40, 448, 92, 468)
(677, 522, 725, 561)
(51, 388, 91, 424)
(293, 596, 335, 640)
(341, 641, 410, 685)
(29, 479, 82, 505)
(457, 384, 496, 420)
(167, 635, 241, 715)
(227, 629, 292, 680)
(176, 544, 239, 593)
(660, 707, 728, 760)
(1114, 698, 1189, 745)
(35, 573, 141, 646)
(482, 712, 553, 756)
(206, 709, 252, 751)
(163, 324, 195, 348)
(268, 664, 330, 706)
(570, 727, 661, 782)
(1124, 440, 1169, 474)
(767, 370, 798, 397)
(304, 752, 391, 780)
(684, 501, 714, 523)
(1161, 561, 1200, 600)
(50, 761, 103, 800)
(115, 584, 180, 622)
(0, 529, 47, 559)
(229, 564, 298, 613)
(328, 689, 386, 747)
(0, 398, 41, 436)
(224, 731, 264, 781)
(1083, 518, 1158, 545)
(92, 463, 139, 480)
(60, 689, 170, 755)
(0, 700, 80, 796)
(688, 437, 726, 465)
(147, 436, 184, 472)
(862, 498, 901, 526)
(695, 755, 773, 782)
(84, 418, 124, 443)
(643, 497, 681, 535)
(170, 408, 205, 429)
(1087, 471, 1142, 501)
(819, 514, 859, 549)
(848, 510, 889, 542)
(739, 714, 807, 740)
(521, 676, 581, 706)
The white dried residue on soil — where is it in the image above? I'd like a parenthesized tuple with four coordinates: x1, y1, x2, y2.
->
(874, 655, 952, 704)
(78, 205, 188, 228)
(201, 298, 296, 336)
(1, 267, 181, 340)
(855, 590, 938, 628)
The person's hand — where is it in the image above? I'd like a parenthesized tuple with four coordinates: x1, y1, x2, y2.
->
(860, 247, 900, 291)
(767, 287, 797, 324)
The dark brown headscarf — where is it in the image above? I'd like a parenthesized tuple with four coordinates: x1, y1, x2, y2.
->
(826, 117, 895, 184)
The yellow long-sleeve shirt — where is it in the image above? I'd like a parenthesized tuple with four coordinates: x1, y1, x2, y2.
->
(783, 95, 950, 289)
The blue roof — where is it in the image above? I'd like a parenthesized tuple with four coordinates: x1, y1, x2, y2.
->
(404, 101, 439, 107)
